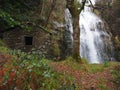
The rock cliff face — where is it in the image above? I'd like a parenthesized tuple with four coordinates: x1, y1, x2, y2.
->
(95, 0, 120, 61)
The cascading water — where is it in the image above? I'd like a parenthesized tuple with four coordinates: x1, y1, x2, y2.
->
(65, 0, 113, 63)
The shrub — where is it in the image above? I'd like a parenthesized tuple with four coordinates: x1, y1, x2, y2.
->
(0, 52, 74, 90)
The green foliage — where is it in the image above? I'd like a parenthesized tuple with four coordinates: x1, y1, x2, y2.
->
(103, 61, 110, 67)
(111, 65, 120, 84)
(0, 9, 21, 29)
(0, 9, 33, 31)
(88, 61, 111, 73)
(0, 48, 74, 89)
(98, 84, 108, 90)
(0, 46, 10, 54)
(0, 39, 5, 46)
(88, 64, 104, 73)
(0, 0, 39, 32)
(64, 57, 111, 73)
(2, 58, 51, 89)
(63, 57, 89, 71)
(74, 0, 81, 10)
(0, 40, 10, 54)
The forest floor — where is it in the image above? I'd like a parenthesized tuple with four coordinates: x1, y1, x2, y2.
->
(0, 53, 120, 90)
(50, 59, 120, 90)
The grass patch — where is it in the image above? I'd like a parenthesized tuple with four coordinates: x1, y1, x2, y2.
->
(111, 65, 120, 84)
(60, 57, 104, 73)
(0, 39, 10, 54)
(61, 57, 89, 71)
(88, 64, 105, 73)
(59, 57, 120, 73)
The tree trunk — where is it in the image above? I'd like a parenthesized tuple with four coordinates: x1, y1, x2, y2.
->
(66, 0, 86, 60)
(66, 0, 80, 60)
(72, 15, 80, 60)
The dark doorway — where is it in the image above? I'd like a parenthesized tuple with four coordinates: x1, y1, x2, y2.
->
(24, 36, 33, 45)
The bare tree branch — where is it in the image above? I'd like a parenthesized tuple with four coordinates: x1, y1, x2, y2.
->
(88, 0, 94, 8)
(79, 0, 87, 13)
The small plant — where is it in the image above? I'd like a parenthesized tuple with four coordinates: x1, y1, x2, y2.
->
(98, 84, 108, 90)
(0, 39, 5, 46)
(0, 46, 10, 54)
(103, 61, 110, 67)
(111, 65, 120, 84)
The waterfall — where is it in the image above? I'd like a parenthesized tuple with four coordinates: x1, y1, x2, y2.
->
(65, 0, 113, 63)
(80, 0, 113, 63)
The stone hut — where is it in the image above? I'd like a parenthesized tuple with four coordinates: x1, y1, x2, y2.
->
(3, 26, 52, 56)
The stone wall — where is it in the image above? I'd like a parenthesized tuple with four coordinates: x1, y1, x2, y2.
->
(3, 27, 52, 57)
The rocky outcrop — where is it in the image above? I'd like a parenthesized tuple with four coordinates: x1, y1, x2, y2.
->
(95, 0, 120, 61)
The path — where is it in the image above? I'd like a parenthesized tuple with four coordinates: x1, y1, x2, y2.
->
(50, 62, 115, 90)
